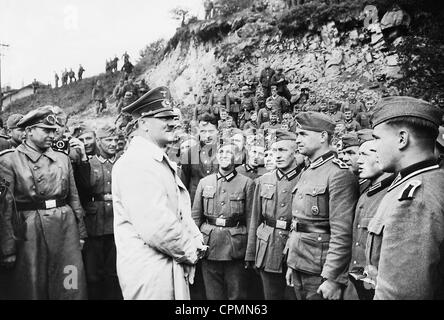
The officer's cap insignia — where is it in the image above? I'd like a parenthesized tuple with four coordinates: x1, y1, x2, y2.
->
(161, 99, 171, 108)
(332, 158, 349, 169)
(311, 206, 319, 215)
(398, 180, 422, 201)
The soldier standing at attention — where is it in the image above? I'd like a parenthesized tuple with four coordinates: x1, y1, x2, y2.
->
(285, 111, 359, 300)
(78, 65, 85, 81)
(0, 106, 87, 299)
(92, 80, 107, 115)
(343, 129, 395, 300)
(54, 72, 59, 88)
(192, 141, 255, 299)
(259, 63, 275, 99)
(208, 81, 230, 121)
(365, 96, 444, 299)
(76, 123, 123, 300)
(245, 130, 303, 300)
(237, 144, 267, 181)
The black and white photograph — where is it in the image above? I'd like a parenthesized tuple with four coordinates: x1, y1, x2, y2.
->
(0, 0, 443, 306)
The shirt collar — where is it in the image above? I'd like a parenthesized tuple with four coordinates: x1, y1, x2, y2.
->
(18, 142, 57, 162)
(310, 151, 336, 169)
(276, 165, 299, 181)
(388, 159, 440, 192)
(217, 169, 237, 182)
(367, 173, 396, 196)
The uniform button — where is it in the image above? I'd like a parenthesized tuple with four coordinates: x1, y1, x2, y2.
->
(204, 161, 208, 164)
(282, 190, 287, 193)
(353, 260, 357, 264)
(279, 231, 282, 235)
(38, 178, 42, 182)
(356, 242, 359, 246)
(34, 166, 38, 170)
(107, 203, 111, 206)
(222, 190, 226, 193)
(299, 195, 303, 199)
(317, 236, 322, 241)
(107, 171, 110, 174)
(281, 203, 285, 207)
(32, 185, 36, 189)
(40, 191, 44, 195)
(107, 182, 110, 184)
(221, 202, 225, 205)
(357, 224, 361, 228)
(207, 171, 210, 174)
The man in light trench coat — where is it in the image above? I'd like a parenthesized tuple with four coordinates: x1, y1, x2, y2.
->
(112, 87, 207, 300)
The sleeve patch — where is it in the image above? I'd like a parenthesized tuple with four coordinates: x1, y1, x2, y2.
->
(398, 180, 422, 201)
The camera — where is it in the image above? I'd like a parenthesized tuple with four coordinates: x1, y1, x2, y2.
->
(52, 139, 70, 152)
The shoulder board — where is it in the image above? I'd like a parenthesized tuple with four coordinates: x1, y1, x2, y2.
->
(0, 149, 15, 157)
(332, 158, 349, 169)
(398, 180, 422, 201)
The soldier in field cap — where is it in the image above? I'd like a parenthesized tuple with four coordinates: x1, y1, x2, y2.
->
(339, 132, 360, 176)
(285, 111, 359, 300)
(246, 129, 304, 300)
(112, 87, 206, 300)
(0, 106, 87, 299)
(6, 113, 25, 149)
(365, 96, 444, 299)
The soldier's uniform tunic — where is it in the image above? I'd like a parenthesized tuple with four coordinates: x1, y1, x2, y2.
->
(0, 134, 11, 152)
(286, 151, 359, 300)
(365, 160, 444, 299)
(192, 170, 255, 300)
(246, 166, 302, 300)
(77, 154, 122, 300)
(344, 173, 395, 300)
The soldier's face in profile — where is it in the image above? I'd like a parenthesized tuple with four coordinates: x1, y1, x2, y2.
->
(144, 116, 176, 147)
(296, 129, 322, 158)
(198, 122, 218, 145)
(357, 141, 383, 179)
(272, 140, 296, 171)
(264, 147, 276, 171)
(217, 145, 236, 170)
(372, 123, 401, 173)
(98, 135, 118, 157)
(27, 126, 56, 150)
(79, 132, 97, 155)
(340, 146, 360, 174)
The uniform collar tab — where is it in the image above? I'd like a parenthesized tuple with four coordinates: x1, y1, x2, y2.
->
(388, 159, 439, 191)
(217, 169, 237, 182)
(367, 173, 396, 196)
(310, 151, 336, 169)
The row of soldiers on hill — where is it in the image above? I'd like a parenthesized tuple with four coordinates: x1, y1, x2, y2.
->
(106, 52, 134, 78)
(54, 65, 86, 88)
(1, 80, 444, 300)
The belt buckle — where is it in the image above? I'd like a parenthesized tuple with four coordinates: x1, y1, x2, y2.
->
(276, 220, 287, 230)
(45, 199, 57, 209)
(216, 218, 226, 227)
(104, 193, 113, 201)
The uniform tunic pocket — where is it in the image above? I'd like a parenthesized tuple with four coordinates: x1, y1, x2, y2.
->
(229, 226, 247, 260)
(304, 185, 328, 217)
(229, 193, 245, 215)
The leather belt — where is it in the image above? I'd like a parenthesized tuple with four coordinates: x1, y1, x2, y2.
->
(16, 198, 67, 211)
(206, 216, 243, 227)
(91, 193, 113, 202)
(291, 219, 330, 234)
(264, 217, 291, 231)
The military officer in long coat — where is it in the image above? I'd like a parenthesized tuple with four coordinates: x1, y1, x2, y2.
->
(112, 87, 206, 300)
(0, 106, 87, 299)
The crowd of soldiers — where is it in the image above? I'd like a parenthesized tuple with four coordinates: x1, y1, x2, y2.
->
(106, 52, 134, 79)
(54, 65, 86, 88)
(0, 65, 443, 300)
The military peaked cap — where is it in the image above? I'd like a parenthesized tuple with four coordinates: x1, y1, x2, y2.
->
(123, 86, 175, 118)
(6, 114, 24, 129)
(17, 106, 63, 129)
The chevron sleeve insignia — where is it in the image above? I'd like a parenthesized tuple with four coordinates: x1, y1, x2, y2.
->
(332, 158, 349, 169)
(398, 180, 422, 201)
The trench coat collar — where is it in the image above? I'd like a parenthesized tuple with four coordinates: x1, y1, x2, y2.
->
(388, 159, 440, 192)
(18, 142, 57, 162)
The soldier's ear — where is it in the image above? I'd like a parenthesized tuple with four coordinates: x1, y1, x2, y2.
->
(398, 130, 409, 150)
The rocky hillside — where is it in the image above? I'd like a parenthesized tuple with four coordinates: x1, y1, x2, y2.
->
(3, 0, 443, 127)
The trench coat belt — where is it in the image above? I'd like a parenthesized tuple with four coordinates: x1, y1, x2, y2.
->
(206, 216, 244, 227)
(290, 219, 330, 234)
(16, 198, 67, 211)
(91, 193, 113, 202)
(264, 217, 291, 231)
